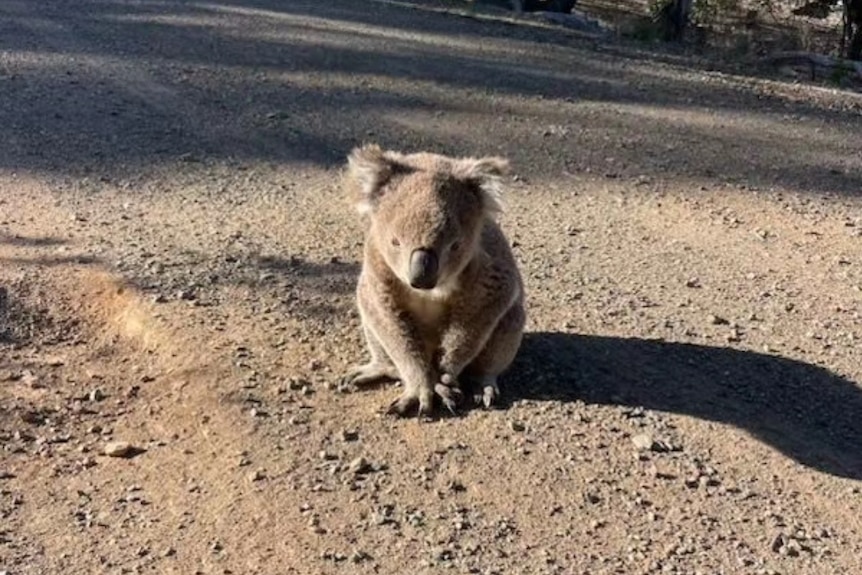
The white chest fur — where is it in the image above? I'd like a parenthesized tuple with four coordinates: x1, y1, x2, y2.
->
(404, 283, 455, 332)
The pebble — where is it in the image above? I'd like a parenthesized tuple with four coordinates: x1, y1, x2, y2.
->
(21, 370, 43, 389)
(288, 378, 308, 390)
(103, 441, 142, 458)
(88, 388, 105, 402)
(509, 420, 526, 432)
(177, 289, 196, 301)
(631, 433, 655, 451)
(341, 429, 359, 442)
(348, 457, 371, 475)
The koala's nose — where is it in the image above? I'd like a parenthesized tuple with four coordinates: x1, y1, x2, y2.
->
(408, 249, 439, 290)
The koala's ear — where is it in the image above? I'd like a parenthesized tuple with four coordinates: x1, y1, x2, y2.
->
(452, 156, 510, 217)
(346, 144, 413, 215)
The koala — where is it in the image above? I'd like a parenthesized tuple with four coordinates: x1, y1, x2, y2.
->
(341, 144, 525, 418)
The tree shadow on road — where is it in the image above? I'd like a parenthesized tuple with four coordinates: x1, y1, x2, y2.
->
(505, 331, 862, 480)
(0, 233, 68, 248)
(2, 0, 860, 198)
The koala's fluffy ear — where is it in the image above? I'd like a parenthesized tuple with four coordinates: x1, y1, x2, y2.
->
(452, 156, 510, 217)
(346, 144, 404, 215)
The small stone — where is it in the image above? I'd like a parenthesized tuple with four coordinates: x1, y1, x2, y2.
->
(20, 410, 45, 425)
(685, 277, 701, 288)
(163, 547, 176, 557)
(308, 515, 326, 534)
(341, 429, 359, 442)
(509, 420, 526, 432)
(287, 378, 307, 390)
(771, 534, 785, 553)
(88, 388, 105, 402)
(708, 314, 729, 325)
(250, 469, 266, 482)
(448, 479, 466, 492)
(351, 550, 370, 563)
(349, 457, 371, 475)
(631, 433, 655, 451)
(103, 441, 143, 458)
(21, 370, 43, 389)
(177, 289, 196, 301)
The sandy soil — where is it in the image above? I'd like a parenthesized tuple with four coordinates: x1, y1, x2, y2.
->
(2, 1, 862, 574)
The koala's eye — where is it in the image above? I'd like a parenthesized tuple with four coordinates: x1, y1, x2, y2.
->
(450, 241, 461, 252)
(391, 237, 401, 247)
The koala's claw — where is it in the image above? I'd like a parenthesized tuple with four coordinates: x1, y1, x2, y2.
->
(482, 385, 497, 408)
(472, 379, 499, 409)
(386, 394, 417, 417)
(387, 387, 436, 419)
(434, 383, 463, 416)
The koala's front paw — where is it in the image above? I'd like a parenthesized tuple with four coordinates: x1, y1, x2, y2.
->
(341, 362, 399, 388)
(386, 385, 436, 419)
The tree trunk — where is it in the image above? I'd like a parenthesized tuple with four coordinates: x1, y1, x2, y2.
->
(848, 0, 862, 60)
(654, 0, 693, 42)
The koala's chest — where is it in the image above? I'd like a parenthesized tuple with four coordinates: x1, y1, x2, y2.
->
(403, 293, 449, 335)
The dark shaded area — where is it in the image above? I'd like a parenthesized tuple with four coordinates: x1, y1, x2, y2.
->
(0, 0, 859, 197)
(0, 233, 68, 248)
(115, 251, 358, 322)
(504, 332, 862, 480)
(0, 255, 98, 267)
(0, 284, 79, 347)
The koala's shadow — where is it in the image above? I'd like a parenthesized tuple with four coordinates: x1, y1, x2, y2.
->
(500, 332, 862, 480)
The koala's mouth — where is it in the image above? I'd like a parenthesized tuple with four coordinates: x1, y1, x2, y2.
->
(408, 249, 439, 290)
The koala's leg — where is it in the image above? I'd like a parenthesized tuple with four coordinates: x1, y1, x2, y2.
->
(342, 323, 400, 387)
(464, 300, 525, 408)
(357, 288, 437, 417)
(438, 279, 523, 392)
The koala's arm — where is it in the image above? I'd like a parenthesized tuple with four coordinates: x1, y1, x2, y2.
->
(437, 263, 520, 380)
(358, 281, 436, 389)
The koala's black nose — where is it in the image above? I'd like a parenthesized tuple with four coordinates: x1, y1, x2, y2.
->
(408, 249, 439, 290)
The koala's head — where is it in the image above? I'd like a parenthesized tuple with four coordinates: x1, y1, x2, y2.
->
(346, 144, 509, 291)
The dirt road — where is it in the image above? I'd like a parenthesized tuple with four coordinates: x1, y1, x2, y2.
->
(2, 1, 862, 574)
